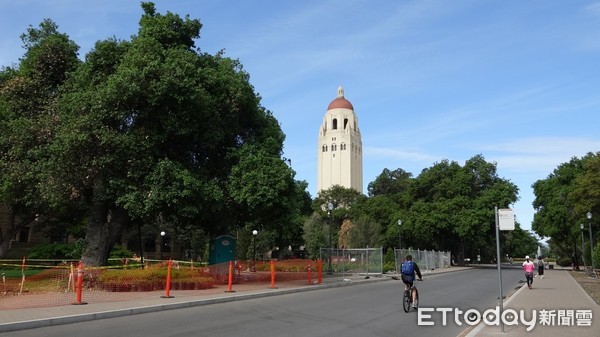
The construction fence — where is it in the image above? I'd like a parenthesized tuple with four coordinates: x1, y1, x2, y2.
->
(319, 248, 383, 276)
(0, 257, 324, 310)
(394, 248, 452, 273)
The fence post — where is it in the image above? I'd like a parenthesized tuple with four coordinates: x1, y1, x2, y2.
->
(317, 258, 323, 284)
(68, 262, 75, 292)
(72, 261, 87, 305)
(307, 261, 312, 285)
(19, 256, 26, 295)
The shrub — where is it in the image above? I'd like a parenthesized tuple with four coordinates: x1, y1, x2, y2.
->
(254, 259, 312, 272)
(97, 266, 215, 291)
(383, 261, 396, 273)
(110, 245, 134, 259)
(556, 257, 572, 267)
(27, 243, 80, 259)
(593, 244, 600, 269)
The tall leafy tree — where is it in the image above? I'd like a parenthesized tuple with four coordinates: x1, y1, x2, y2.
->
(407, 155, 518, 262)
(1, 3, 299, 265)
(571, 152, 600, 220)
(533, 152, 600, 261)
(227, 144, 310, 258)
(349, 195, 398, 248)
(345, 215, 384, 248)
(0, 19, 80, 257)
(367, 168, 412, 198)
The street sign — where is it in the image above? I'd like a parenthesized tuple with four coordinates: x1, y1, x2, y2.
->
(498, 208, 515, 230)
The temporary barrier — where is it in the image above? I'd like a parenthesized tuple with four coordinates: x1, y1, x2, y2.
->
(0, 258, 319, 310)
(71, 261, 87, 305)
(19, 257, 26, 295)
(269, 259, 277, 289)
(394, 248, 451, 273)
(319, 248, 384, 276)
(317, 259, 323, 284)
(161, 260, 174, 298)
(224, 260, 235, 293)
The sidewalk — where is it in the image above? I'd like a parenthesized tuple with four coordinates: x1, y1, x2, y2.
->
(0, 267, 468, 333)
(465, 269, 599, 337)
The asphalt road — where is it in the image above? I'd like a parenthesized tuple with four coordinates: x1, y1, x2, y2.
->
(7, 268, 524, 337)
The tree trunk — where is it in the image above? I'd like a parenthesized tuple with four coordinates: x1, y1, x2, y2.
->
(81, 203, 128, 266)
(0, 208, 35, 259)
(0, 236, 9, 258)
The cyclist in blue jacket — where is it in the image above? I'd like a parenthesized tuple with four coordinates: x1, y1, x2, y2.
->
(401, 255, 422, 308)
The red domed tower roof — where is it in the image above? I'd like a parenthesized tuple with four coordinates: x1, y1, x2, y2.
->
(327, 86, 354, 110)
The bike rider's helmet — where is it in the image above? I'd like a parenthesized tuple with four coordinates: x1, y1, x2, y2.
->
(525, 255, 530, 261)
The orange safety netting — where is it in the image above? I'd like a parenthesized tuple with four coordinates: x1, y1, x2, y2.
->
(0, 258, 319, 310)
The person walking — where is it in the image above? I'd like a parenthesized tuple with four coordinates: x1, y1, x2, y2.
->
(523, 255, 535, 289)
(537, 256, 545, 279)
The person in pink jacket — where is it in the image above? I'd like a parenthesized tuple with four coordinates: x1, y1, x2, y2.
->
(523, 255, 535, 289)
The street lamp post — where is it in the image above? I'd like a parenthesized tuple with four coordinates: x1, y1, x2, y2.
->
(397, 219, 402, 250)
(581, 223, 586, 267)
(587, 212, 594, 270)
(252, 230, 258, 272)
(327, 202, 334, 275)
(160, 231, 166, 260)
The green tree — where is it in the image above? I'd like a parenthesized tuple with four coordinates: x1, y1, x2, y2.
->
(302, 213, 329, 259)
(346, 215, 384, 248)
(407, 155, 518, 263)
(2, 3, 302, 265)
(0, 19, 80, 257)
(302, 186, 366, 254)
(502, 224, 538, 259)
(367, 168, 412, 199)
(570, 152, 600, 259)
(227, 144, 309, 258)
(592, 243, 600, 269)
(350, 195, 399, 248)
(531, 155, 592, 260)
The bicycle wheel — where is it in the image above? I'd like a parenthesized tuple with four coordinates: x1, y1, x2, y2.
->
(412, 288, 419, 311)
(403, 289, 411, 313)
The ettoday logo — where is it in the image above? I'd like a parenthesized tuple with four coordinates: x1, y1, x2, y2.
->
(417, 307, 593, 331)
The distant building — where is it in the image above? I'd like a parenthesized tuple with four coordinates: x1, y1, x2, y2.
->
(317, 86, 363, 194)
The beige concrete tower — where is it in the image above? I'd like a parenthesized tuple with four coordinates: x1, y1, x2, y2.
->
(317, 86, 363, 194)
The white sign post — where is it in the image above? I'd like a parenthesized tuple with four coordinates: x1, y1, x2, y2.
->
(494, 207, 515, 334)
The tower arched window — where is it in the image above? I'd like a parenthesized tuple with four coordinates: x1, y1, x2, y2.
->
(332, 118, 338, 130)
(332, 143, 337, 151)
(323, 145, 328, 152)
(341, 143, 346, 150)
(344, 118, 349, 129)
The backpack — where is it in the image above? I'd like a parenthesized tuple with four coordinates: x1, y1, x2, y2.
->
(401, 261, 414, 275)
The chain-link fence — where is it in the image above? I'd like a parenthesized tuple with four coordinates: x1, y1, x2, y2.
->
(394, 248, 451, 273)
(319, 248, 383, 277)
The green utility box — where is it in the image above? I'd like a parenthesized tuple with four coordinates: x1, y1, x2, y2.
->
(208, 235, 236, 265)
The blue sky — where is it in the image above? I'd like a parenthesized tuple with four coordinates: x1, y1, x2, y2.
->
(2, 1, 600, 235)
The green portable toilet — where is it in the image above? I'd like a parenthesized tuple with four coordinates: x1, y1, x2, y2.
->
(208, 235, 236, 265)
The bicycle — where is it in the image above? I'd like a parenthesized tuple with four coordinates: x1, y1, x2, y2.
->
(402, 280, 421, 312)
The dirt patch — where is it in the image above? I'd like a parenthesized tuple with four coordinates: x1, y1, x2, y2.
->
(569, 271, 600, 305)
